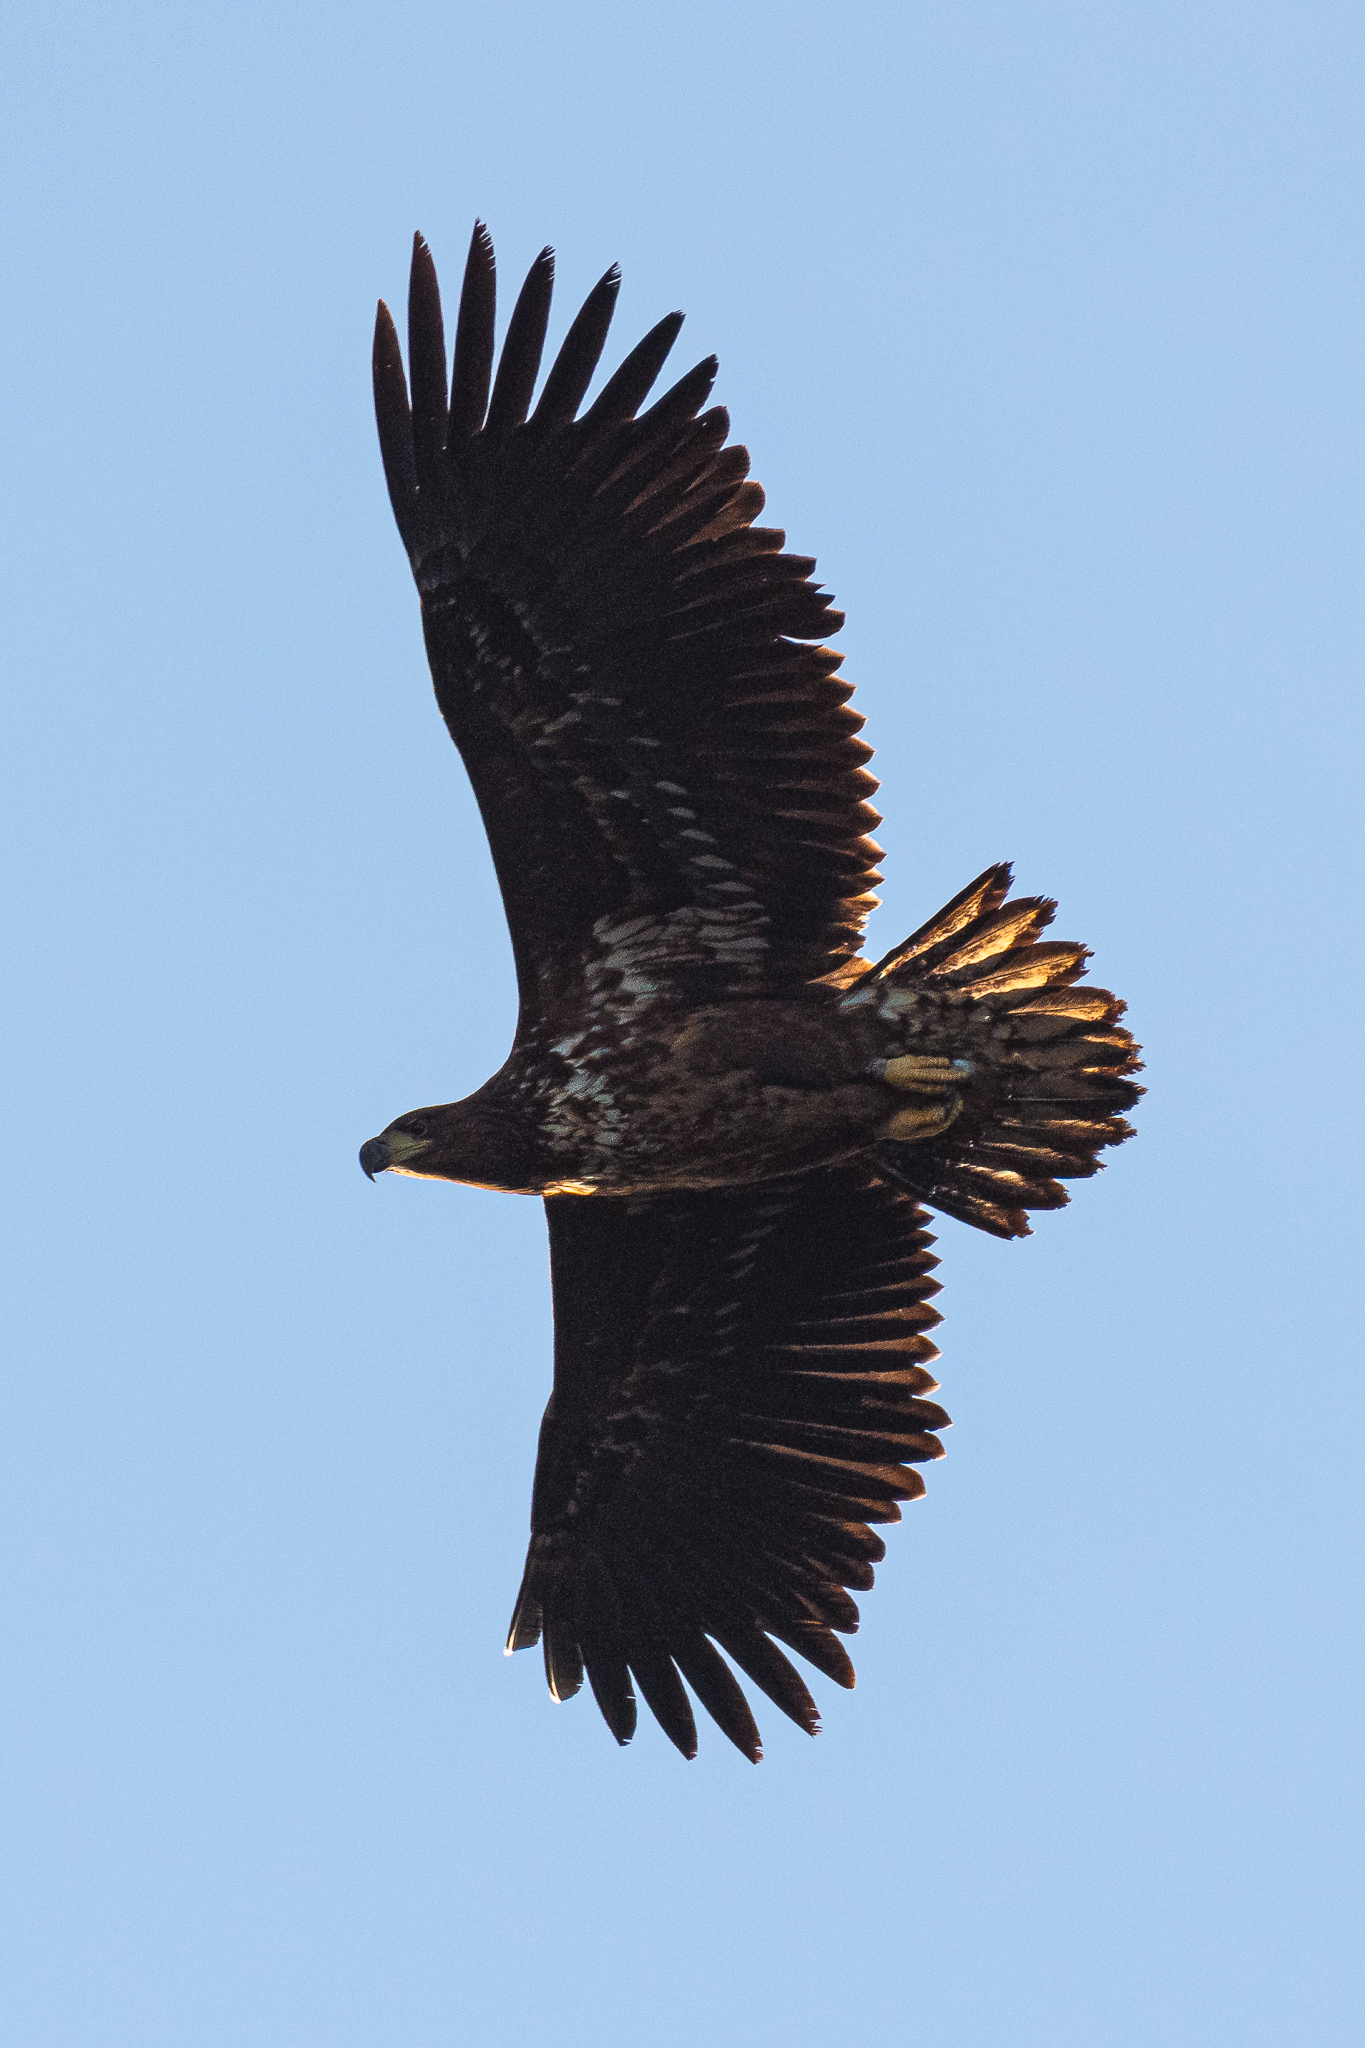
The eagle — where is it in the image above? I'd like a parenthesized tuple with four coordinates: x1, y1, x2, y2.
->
(360, 224, 1142, 1761)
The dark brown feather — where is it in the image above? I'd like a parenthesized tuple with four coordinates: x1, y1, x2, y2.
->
(582, 310, 685, 426)
(533, 266, 622, 426)
(371, 301, 416, 542)
(486, 246, 556, 433)
(407, 235, 448, 490)
(448, 221, 496, 439)
(373, 226, 884, 1001)
(508, 1172, 944, 1756)
(855, 863, 1140, 1237)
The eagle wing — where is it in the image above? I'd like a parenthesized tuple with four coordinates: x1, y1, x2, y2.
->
(373, 226, 883, 1018)
(506, 1172, 949, 1760)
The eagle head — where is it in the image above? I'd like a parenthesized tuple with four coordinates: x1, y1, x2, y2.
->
(359, 1091, 536, 1193)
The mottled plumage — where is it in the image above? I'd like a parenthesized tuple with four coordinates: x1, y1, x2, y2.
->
(360, 224, 1142, 1759)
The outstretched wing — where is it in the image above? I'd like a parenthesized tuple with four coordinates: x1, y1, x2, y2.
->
(373, 225, 883, 1020)
(506, 1172, 948, 1761)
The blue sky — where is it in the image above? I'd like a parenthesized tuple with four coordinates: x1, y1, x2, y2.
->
(3, 3, 1362, 2042)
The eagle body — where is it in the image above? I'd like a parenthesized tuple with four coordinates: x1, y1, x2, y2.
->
(365, 990, 1057, 1199)
(360, 225, 1142, 1760)
(521, 994, 891, 1197)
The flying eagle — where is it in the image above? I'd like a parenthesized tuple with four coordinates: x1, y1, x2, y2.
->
(361, 224, 1141, 1761)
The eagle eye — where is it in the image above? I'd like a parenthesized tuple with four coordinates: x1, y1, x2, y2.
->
(407, 1117, 430, 1138)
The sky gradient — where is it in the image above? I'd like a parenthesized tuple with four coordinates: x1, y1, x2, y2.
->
(3, 4, 1362, 2043)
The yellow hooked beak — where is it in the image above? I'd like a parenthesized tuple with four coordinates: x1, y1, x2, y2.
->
(358, 1127, 432, 1179)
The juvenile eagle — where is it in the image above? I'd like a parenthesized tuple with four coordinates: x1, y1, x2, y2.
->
(361, 225, 1141, 1761)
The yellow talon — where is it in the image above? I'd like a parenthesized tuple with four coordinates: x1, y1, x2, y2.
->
(885, 1094, 963, 1142)
(884, 1054, 965, 1094)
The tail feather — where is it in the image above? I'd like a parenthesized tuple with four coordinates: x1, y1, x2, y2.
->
(869, 862, 1014, 976)
(855, 865, 1141, 1239)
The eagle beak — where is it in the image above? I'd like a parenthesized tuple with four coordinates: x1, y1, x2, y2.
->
(359, 1136, 390, 1180)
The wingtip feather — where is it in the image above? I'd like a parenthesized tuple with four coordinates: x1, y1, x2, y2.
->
(486, 245, 556, 432)
(449, 219, 497, 438)
(372, 298, 416, 538)
(533, 260, 624, 426)
(407, 232, 449, 487)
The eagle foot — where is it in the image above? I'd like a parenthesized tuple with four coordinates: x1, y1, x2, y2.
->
(884, 1094, 964, 1143)
(881, 1054, 974, 1094)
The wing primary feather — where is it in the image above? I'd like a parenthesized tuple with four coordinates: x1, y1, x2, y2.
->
(542, 1613, 584, 1702)
(505, 1589, 543, 1654)
(449, 220, 496, 439)
(371, 301, 416, 542)
(611, 1570, 699, 1758)
(711, 1624, 821, 1737)
(603, 1521, 767, 1757)
(583, 1640, 637, 1745)
(668, 1632, 763, 1763)
(589, 358, 721, 497)
(628, 407, 730, 515)
(624, 1639, 698, 1759)
(577, 1552, 637, 1745)
(407, 234, 448, 491)
(621, 1520, 821, 1741)
(635, 355, 720, 433)
(773, 1623, 857, 1689)
(486, 246, 555, 434)
(533, 265, 622, 427)
(582, 311, 686, 426)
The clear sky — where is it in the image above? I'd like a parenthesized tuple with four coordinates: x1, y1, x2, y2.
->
(3, 3, 1362, 2043)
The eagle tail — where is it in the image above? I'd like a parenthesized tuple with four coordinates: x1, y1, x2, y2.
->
(851, 864, 1142, 1239)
